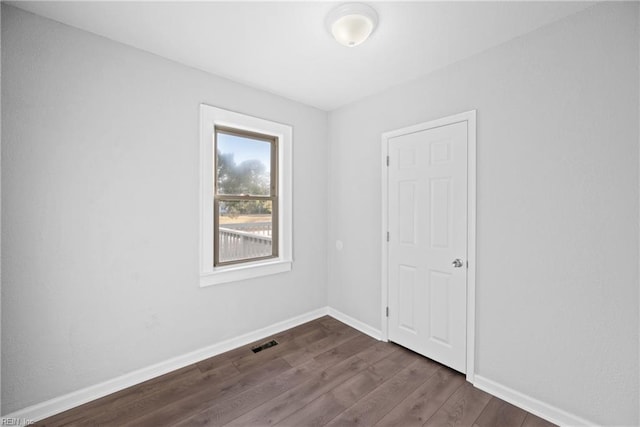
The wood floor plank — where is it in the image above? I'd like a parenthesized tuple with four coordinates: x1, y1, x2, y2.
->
(325, 356, 441, 426)
(232, 326, 327, 372)
(175, 358, 321, 426)
(423, 381, 493, 427)
(281, 326, 359, 366)
(104, 363, 241, 425)
(203, 319, 327, 369)
(276, 346, 421, 427)
(521, 413, 559, 427)
(118, 357, 293, 426)
(121, 333, 373, 426)
(275, 368, 383, 426)
(272, 317, 333, 340)
(226, 342, 403, 426)
(225, 355, 370, 426)
(85, 361, 242, 426)
(353, 340, 398, 365)
(317, 316, 347, 331)
(35, 317, 560, 427)
(375, 367, 466, 427)
(311, 333, 379, 368)
(473, 397, 528, 427)
(39, 363, 234, 427)
(183, 333, 391, 427)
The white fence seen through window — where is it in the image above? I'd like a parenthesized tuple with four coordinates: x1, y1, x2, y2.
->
(218, 222, 272, 262)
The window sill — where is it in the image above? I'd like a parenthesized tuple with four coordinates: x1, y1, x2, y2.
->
(200, 259, 292, 287)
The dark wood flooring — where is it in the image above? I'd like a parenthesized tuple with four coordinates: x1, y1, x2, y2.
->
(37, 316, 557, 426)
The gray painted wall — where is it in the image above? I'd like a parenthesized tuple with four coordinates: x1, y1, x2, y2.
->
(2, 2, 639, 425)
(327, 3, 638, 425)
(1, 5, 328, 413)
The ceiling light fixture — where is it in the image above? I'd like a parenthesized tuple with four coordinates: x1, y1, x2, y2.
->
(326, 3, 378, 47)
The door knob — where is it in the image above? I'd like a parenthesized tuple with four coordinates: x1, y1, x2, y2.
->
(452, 259, 464, 268)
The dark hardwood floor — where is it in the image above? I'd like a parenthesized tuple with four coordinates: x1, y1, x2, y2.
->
(37, 316, 557, 426)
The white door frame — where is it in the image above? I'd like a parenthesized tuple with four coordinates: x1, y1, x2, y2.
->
(381, 110, 477, 383)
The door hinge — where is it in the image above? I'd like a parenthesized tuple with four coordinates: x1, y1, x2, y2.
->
(386, 156, 389, 166)
(386, 306, 389, 317)
(386, 231, 390, 242)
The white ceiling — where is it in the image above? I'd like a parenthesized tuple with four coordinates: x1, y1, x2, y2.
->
(10, 1, 594, 111)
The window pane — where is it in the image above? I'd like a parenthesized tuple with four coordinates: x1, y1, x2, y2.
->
(218, 201, 273, 263)
(216, 132, 272, 196)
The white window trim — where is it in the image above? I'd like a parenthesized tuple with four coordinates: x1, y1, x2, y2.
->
(199, 104, 293, 286)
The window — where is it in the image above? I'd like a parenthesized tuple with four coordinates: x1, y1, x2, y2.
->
(200, 105, 292, 286)
(214, 127, 277, 265)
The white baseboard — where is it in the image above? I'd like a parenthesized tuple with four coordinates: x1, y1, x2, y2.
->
(22, 306, 597, 427)
(473, 375, 596, 427)
(3, 306, 330, 422)
(327, 307, 382, 340)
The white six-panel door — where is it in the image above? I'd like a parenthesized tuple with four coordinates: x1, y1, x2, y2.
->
(387, 120, 468, 373)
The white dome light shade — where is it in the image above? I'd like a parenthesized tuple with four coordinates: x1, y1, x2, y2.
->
(331, 14, 374, 47)
(326, 3, 378, 47)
